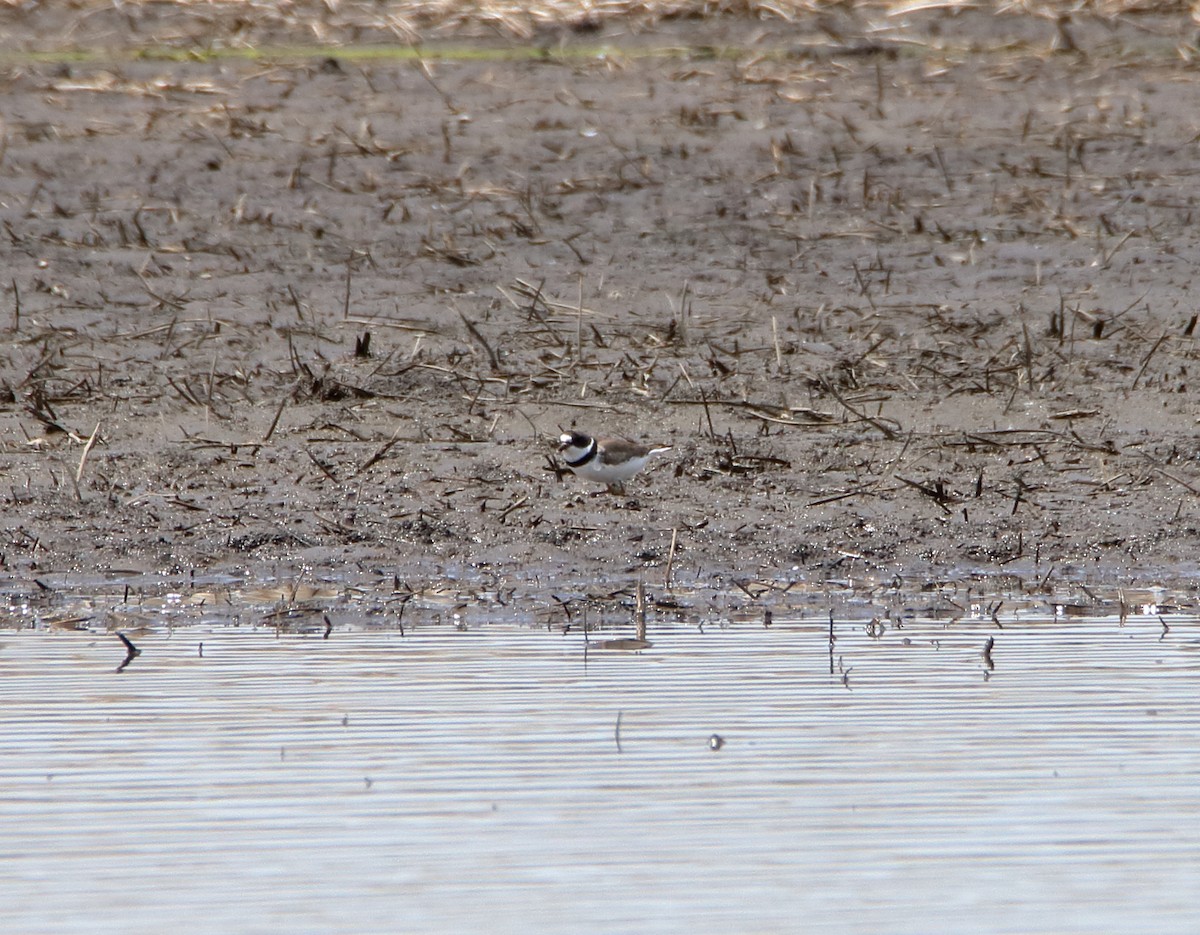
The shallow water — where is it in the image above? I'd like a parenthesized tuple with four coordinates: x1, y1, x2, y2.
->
(2, 610, 1198, 934)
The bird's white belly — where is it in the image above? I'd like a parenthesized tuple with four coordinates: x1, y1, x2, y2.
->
(574, 457, 648, 483)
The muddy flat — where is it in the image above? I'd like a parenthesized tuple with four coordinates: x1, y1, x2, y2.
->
(3, 4, 1200, 617)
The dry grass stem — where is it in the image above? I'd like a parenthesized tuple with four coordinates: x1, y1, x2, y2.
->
(664, 527, 678, 591)
(74, 422, 101, 483)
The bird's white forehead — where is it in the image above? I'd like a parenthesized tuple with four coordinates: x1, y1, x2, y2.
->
(559, 433, 574, 444)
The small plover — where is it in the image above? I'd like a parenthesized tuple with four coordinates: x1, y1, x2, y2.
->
(557, 431, 672, 494)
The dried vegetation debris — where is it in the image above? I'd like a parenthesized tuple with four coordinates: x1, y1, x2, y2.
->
(2, 5, 1200, 600)
(0, 1, 1195, 50)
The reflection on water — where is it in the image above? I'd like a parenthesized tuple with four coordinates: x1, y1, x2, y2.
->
(1, 609, 1197, 934)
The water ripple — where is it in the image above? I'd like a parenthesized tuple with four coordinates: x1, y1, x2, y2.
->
(1, 614, 1197, 934)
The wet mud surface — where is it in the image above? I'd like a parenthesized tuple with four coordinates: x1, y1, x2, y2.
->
(3, 7, 1200, 618)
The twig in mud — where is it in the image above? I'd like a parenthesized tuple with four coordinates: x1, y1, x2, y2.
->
(506, 408, 540, 444)
(808, 484, 879, 507)
(10, 277, 18, 331)
(414, 55, 459, 116)
(933, 144, 954, 194)
(1020, 317, 1035, 389)
(600, 128, 654, 182)
(1111, 288, 1152, 325)
(895, 475, 954, 513)
(167, 376, 202, 406)
(75, 421, 101, 483)
(262, 396, 287, 444)
(820, 379, 899, 439)
(874, 58, 887, 118)
(1151, 467, 1200, 496)
(354, 429, 402, 477)
(137, 273, 187, 312)
(326, 139, 340, 184)
(981, 636, 995, 672)
(205, 352, 218, 412)
(510, 278, 601, 317)
(1048, 409, 1100, 421)
(457, 307, 502, 371)
(287, 284, 306, 322)
(1099, 230, 1134, 267)
(881, 428, 916, 479)
(517, 278, 548, 318)
(699, 387, 716, 439)
(743, 407, 834, 428)
(659, 372, 683, 401)
(614, 710, 623, 753)
(848, 334, 893, 371)
(850, 260, 877, 310)
(1131, 331, 1168, 390)
(306, 449, 340, 482)
(500, 495, 529, 522)
(575, 276, 585, 368)
(953, 428, 1115, 456)
(664, 527, 679, 592)
(730, 579, 765, 600)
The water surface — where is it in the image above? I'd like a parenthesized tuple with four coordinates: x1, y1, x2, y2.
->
(2, 610, 1197, 933)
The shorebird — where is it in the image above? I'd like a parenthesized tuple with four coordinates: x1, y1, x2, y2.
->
(557, 431, 672, 495)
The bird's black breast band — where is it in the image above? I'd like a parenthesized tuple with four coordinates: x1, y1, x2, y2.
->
(565, 440, 597, 468)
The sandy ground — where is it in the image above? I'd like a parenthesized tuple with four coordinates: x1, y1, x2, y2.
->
(3, 5, 1200, 622)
